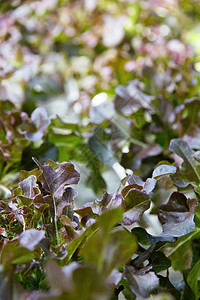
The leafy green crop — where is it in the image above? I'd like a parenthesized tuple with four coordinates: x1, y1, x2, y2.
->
(1, 0, 200, 299)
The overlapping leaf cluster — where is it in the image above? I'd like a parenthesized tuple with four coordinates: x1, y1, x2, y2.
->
(1, 0, 200, 299)
(1, 133, 200, 299)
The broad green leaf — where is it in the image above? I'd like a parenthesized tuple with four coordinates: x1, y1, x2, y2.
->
(87, 127, 116, 166)
(187, 260, 200, 300)
(46, 261, 111, 300)
(102, 227, 137, 277)
(98, 208, 123, 232)
(80, 209, 137, 276)
(81, 226, 137, 277)
(150, 251, 171, 273)
(72, 265, 111, 300)
(46, 260, 79, 292)
(80, 209, 123, 268)
(131, 227, 151, 246)
(1, 244, 34, 269)
(64, 221, 99, 265)
(120, 278, 136, 300)
(165, 228, 200, 270)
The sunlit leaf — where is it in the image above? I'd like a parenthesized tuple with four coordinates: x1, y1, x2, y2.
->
(153, 164, 177, 179)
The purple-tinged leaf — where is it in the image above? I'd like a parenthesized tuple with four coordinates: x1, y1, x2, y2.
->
(25, 107, 51, 141)
(75, 192, 121, 219)
(122, 184, 143, 198)
(89, 101, 114, 124)
(143, 178, 157, 194)
(74, 206, 99, 218)
(122, 189, 150, 225)
(99, 191, 114, 207)
(63, 187, 78, 202)
(60, 215, 79, 243)
(136, 144, 162, 161)
(124, 265, 159, 298)
(57, 187, 78, 218)
(0, 147, 10, 160)
(46, 260, 79, 292)
(158, 192, 197, 237)
(32, 158, 80, 201)
(57, 201, 72, 218)
(183, 125, 200, 149)
(153, 164, 177, 179)
(107, 269, 122, 287)
(19, 175, 38, 198)
(170, 167, 190, 188)
(19, 229, 46, 251)
(107, 193, 124, 210)
(169, 139, 200, 182)
(127, 175, 156, 195)
(128, 174, 144, 186)
(132, 227, 175, 246)
(115, 81, 155, 116)
(8, 201, 25, 228)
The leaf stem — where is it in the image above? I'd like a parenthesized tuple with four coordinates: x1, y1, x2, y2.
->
(53, 195, 60, 245)
(32, 157, 60, 244)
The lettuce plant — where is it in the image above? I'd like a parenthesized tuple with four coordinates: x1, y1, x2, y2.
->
(0, 137, 200, 299)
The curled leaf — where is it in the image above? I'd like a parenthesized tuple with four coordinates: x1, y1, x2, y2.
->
(32, 158, 80, 201)
(158, 192, 197, 237)
(123, 189, 150, 225)
(153, 164, 177, 179)
(169, 139, 200, 182)
(19, 175, 38, 198)
(124, 265, 159, 298)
